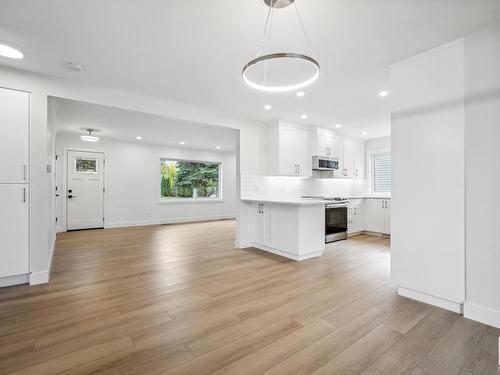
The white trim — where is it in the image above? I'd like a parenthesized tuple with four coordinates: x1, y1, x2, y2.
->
(397, 287, 463, 314)
(29, 232, 56, 285)
(235, 240, 252, 249)
(0, 274, 30, 287)
(247, 242, 322, 261)
(105, 215, 236, 229)
(464, 302, 500, 329)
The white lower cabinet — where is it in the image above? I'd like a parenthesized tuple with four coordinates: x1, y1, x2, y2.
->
(364, 199, 391, 235)
(348, 200, 364, 234)
(0, 184, 29, 277)
(253, 202, 272, 246)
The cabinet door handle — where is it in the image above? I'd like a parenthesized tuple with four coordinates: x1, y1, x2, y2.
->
(23, 165, 27, 180)
(297, 164, 300, 175)
(261, 204, 264, 213)
(23, 187, 26, 203)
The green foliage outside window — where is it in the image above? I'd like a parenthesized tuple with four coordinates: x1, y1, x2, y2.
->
(160, 159, 220, 199)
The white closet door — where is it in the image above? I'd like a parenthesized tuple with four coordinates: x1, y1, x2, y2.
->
(0, 88, 29, 183)
(0, 184, 29, 277)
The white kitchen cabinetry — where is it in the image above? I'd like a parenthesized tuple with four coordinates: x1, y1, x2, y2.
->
(242, 200, 325, 260)
(364, 199, 391, 234)
(348, 199, 364, 234)
(0, 88, 29, 183)
(0, 87, 31, 281)
(0, 184, 30, 277)
(338, 138, 365, 179)
(253, 202, 271, 246)
(268, 121, 312, 177)
(313, 128, 337, 158)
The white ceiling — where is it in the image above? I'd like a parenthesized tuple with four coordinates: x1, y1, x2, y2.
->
(2, 0, 500, 138)
(49, 97, 238, 152)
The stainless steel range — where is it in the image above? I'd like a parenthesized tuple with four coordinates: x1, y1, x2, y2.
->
(302, 196, 349, 243)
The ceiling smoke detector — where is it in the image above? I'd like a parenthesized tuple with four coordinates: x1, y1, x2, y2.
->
(66, 62, 83, 71)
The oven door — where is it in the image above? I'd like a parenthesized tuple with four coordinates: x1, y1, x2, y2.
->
(325, 205, 348, 243)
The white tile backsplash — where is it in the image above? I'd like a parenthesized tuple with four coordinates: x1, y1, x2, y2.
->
(241, 175, 368, 200)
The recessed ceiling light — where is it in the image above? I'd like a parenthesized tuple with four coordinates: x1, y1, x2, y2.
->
(0, 43, 23, 59)
(362, 131, 368, 136)
(301, 114, 308, 120)
(296, 91, 305, 97)
(180, 141, 185, 145)
(378, 90, 388, 97)
(80, 129, 99, 142)
(264, 104, 272, 110)
(335, 124, 342, 128)
(136, 136, 142, 140)
(216, 146, 221, 150)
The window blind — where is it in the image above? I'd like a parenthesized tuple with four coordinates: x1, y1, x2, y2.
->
(373, 153, 392, 193)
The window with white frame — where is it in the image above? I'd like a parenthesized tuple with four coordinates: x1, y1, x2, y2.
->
(372, 153, 392, 193)
(160, 158, 221, 200)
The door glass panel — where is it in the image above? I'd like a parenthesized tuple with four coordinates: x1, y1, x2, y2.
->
(75, 158, 98, 173)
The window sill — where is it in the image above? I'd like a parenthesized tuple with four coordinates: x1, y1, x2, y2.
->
(158, 198, 224, 204)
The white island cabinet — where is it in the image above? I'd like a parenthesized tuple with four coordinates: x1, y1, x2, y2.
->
(238, 199, 325, 260)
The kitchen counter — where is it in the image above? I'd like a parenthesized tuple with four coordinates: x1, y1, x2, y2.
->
(240, 198, 327, 206)
(349, 195, 391, 200)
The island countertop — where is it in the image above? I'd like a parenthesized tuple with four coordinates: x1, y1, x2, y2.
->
(240, 198, 327, 206)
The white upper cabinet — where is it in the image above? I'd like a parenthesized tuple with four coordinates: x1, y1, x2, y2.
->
(337, 138, 365, 179)
(0, 88, 30, 183)
(268, 121, 312, 177)
(313, 128, 337, 158)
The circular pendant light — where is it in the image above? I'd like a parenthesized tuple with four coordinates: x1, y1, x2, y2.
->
(242, 0, 320, 93)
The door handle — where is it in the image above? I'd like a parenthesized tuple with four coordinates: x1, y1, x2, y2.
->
(23, 187, 26, 203)
(297, 164, 300, 175)
(23, 165, 27, 181)
(68, 195, 76, 199)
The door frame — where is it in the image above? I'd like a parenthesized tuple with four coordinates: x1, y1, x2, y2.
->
(63, 147, 106, 231)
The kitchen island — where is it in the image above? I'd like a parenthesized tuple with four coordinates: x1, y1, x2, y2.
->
(237, 198, 326, 261)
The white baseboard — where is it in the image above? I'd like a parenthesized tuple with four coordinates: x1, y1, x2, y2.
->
(105, 215, 236, 229)
(0, 274, 29, 287)
(30, 231, 56, 286)
(235, 240, 252, 249)
(464, 302, 500, 329)
(249, 242, 322, 261)
(397, 287, 463, 314)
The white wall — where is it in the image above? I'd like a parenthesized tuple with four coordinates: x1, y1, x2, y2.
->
(56, 132, 237, 228)
(0, 66, 267, 284)
(463, 23, 500, 328)
(391, 40, 466, 312)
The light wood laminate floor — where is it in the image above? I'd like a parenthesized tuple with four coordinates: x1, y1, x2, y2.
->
(0, 220, 498, 375)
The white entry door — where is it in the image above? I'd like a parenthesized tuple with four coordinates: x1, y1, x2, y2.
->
(66, 150, 105, 230)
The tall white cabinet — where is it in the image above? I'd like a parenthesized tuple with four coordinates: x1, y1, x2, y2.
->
(268, 121, 312, 177)
(0, 88, 30, 279)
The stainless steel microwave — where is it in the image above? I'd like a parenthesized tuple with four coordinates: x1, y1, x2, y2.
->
(312, 156, 338, 171)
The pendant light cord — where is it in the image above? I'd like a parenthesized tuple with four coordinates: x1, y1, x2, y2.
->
(257, 0, 275, 57)
(293, 2, 312, 51)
